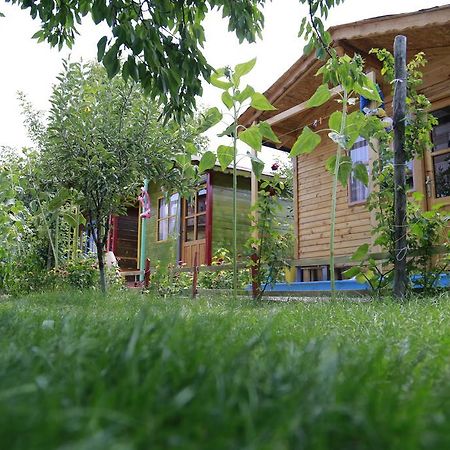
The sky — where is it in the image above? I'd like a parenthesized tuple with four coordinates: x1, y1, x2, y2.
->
(1, 0, 449, 154)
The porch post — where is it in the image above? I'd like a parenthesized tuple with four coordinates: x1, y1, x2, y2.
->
(139, 179, 149, 282)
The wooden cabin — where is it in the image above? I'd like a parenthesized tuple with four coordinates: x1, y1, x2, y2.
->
(107, 163, 292, 270)
(239, 5, 450, 281)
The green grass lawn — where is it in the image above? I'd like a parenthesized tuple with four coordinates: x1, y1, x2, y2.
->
(1, 291, 450, 450)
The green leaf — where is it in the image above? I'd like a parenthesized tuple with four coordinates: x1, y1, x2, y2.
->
(198, 107, 222, 133)
(62, 212, 80, 228)
(353, 163, 369, 186)
(103, 45, 120, 78)
(235, 85, 255, 103)
(343, 266, 361, 279)
(290, 126, 321, 157)
(355, 77, 382, 103)
(351, 243, 369, 262)
(233, 58, 256, 85)
(210, 70, 232, 90)
(221, 91, 233, 109)
(97, 36, 107, 62)
(185, 142, 197, 155)
(198, 151, 216, 173)
(217, 145, 234, 171)
(306, 84, 331, 108)
(258, 122, 280, 144)
(250, 154, 265, 179)
(250, 93, 276, 111)
(48, 188, 71, 211)
(325, 155, 353, 187)
(329, 111, 342, 132)
(238, 126, 262, 151)
(345, 111, 365, 149)
(355, 273, 368, 284)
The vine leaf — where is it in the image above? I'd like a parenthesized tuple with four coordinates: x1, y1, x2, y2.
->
(250, 154, 265, 178)
(251, 93, 276, 111)
(198, 151, 216, 173)
(306, 84, 331, 108)
(217, 145, 234, 170)
(198, 107, 222, 133)
(353, 163, 369, 186)
(233, 58, 256, 85)
(258, 122, 280, 143)
(239, 126, 262, 151)
(351, 243, 369, 261)
(290, 126, 321, 157)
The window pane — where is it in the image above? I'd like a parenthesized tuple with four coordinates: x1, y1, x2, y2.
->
(197, 188, 207, 213)
(349, 138, 369, 203)
(197, 214, 206, 240)
(158, 220, 168, 241)
(434, 152, 450, 198)
(168, 216, 176, 235)
(186, 198, 195, 216)
(432, 106, 450, 152)
(185, 217, 195, 242)
(159, 199, 168, 219)
(406, 160, 414, 191)
(169, 193, 179, 217)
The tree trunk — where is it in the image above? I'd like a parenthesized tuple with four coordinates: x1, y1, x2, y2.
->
(393, 35, 408, 299)
(96, 239, 107, 293)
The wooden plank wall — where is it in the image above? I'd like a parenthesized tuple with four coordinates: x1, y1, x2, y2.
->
(296, 136, 371, 261)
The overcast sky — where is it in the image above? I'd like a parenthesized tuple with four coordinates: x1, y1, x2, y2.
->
(1, 0, 448, 151)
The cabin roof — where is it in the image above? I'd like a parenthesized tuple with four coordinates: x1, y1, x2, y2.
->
(239, 4, 450, 149)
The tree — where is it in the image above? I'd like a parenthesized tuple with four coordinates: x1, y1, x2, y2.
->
(3, 0, 344, 118)
(36, 61, 204, 291)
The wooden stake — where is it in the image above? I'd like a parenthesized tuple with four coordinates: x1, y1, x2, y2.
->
(393, 35, 408, 299)
(192, 252, 199, 298)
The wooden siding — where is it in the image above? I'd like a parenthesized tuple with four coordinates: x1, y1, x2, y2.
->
(145, 183, 179, 267)
(211, 173, 252, 258)
(296, 137, 371, 261)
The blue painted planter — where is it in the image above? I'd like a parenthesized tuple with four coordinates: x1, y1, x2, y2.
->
(247, 279, 369, 293)
(247, 273, 450, 293)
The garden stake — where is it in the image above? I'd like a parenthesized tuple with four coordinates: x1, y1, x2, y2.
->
(192, 252, 199, 298)
(393, 35, 408, 299)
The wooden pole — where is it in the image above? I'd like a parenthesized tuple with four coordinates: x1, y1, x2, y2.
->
(192, 252, 198, 298)
(393, 35, 408, 299)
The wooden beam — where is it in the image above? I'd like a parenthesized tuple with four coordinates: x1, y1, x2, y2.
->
(266, 86, 343, 126)
(241, 55, 322, 127)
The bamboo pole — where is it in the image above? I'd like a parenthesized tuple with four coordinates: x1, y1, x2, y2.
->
(139, 179, 149, 282)
(393, 35, 408, 299)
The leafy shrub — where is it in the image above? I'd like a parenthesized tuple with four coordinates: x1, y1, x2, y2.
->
(198, 248, 250, 290)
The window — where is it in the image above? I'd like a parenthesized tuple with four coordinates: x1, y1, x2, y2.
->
(157, 193, 179, 241)
(431, 106, 450, 198)
(184, 187, 207, 242)
(349, 138, 369, 203)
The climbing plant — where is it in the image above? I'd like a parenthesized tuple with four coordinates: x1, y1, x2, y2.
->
(288, 52, 382, 294)
(197, 58, 279, 299)
(344, 50, 449, 296)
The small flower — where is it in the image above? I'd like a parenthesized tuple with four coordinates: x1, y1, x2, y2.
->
(271, 162, 279, 171)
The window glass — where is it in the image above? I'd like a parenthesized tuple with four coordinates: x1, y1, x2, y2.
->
(349, 138, 369, 203)
(185, 217, 195, 242)
(169, 193, 179, 216)
(159, 198, 168, 219)
(158, 220, 168, 241)
(197, 214, 206, 240)
(186, 198, 195, 216)
(197, 190, 207, 213)
(432, 106, 450, 152)
(433, 152, 450, 198)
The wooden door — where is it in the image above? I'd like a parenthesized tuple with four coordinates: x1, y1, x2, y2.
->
(425, 106, 450, 211)
(182, 187, 207, 267)
(114, 207, 139, 270)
